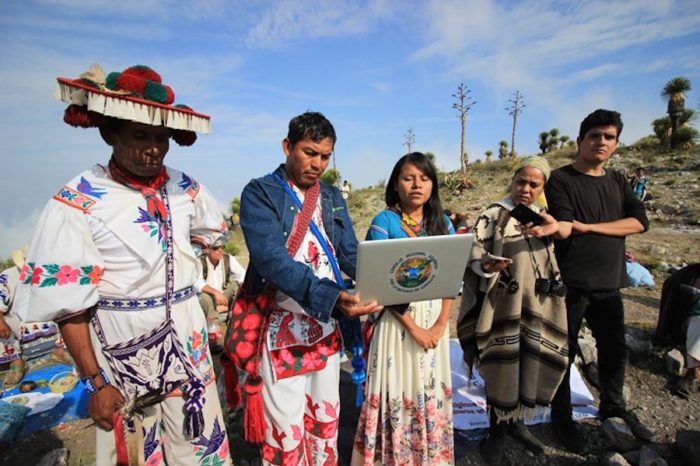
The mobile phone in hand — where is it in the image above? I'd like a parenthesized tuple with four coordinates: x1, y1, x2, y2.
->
(482, 254, 512, 265)
(510, 203, 544, 226)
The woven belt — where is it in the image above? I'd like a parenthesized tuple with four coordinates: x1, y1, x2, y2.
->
(97, 285, 196, 311)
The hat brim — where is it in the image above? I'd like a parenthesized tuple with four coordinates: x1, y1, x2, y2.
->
(55, 77, 212, 134)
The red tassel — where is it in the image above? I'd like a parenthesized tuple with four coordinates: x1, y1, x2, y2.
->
(220, 353, 242, 409)
(243, 376, 266, 444)
(113, 411, 129, 466)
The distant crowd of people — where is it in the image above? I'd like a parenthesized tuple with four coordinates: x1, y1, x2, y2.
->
(7, 62, 698, 466)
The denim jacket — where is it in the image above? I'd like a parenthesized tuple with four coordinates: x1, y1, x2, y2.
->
(239, 164, 359, 323)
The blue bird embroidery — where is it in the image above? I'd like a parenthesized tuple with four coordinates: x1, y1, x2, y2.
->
(76, 176, 107, 199)
(179, 173, 193, 191)
(192, 417, 226, 458)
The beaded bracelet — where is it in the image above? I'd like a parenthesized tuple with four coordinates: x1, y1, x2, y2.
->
(81, 368, 111, 394)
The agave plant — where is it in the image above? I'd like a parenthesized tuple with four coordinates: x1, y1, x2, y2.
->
(661, 76, 692, 147)
(484, 150, 493, 163)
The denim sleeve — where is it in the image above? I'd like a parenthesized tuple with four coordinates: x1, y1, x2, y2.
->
(331, 189, 360, 280)
(240, 180, 342, 323)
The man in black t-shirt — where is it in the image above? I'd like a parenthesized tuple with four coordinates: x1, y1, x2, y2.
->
(545, 109, 651, 453)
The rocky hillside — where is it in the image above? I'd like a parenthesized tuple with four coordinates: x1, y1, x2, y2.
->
(346, 143, 699, 279)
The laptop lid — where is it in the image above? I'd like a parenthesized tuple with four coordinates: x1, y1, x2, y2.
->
(354, 234, 473, 306)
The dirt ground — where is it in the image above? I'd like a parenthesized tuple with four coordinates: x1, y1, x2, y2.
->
(2, 224, 699, 465)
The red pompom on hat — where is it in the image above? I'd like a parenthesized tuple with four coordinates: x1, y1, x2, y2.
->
(53, 64, 211, 145)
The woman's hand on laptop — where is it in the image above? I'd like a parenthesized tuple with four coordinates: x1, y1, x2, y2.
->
(335, 291, 383, 318)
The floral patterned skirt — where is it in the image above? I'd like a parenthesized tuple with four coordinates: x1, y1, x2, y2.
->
(352, 300, 454, 466)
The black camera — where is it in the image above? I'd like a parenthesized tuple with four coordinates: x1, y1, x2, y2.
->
(535, 278, 567, 297)
(497, 269, 519, 294)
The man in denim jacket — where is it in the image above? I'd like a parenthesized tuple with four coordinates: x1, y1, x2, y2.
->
(239, 111, 380, 465)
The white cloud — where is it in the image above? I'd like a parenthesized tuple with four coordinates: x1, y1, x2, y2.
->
(244, 0, 397, 48)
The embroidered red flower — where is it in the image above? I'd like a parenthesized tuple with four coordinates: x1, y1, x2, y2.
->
(88, 265, 103, 284)
(55, 265, 79, 285)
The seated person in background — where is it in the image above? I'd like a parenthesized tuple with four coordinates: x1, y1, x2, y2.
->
(655, 263, 700, 398)
(195, 239, 245, 351)
(196, 240, 245, 315)
(0, 246, 72, 386)
(631, 167, 648, 201)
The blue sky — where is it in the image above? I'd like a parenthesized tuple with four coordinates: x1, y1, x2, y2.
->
(1, 0, 699, 255)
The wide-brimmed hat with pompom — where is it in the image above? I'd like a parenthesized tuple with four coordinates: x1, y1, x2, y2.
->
(54, 64, 211, 146)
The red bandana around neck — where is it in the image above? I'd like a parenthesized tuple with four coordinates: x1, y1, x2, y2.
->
(108, 158, 170, 222)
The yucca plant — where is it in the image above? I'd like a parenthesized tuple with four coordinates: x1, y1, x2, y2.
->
(661, 76, 692, 148)
(538, 131, 549, 154)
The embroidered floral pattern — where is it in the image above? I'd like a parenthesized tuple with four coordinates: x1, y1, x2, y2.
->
(53, 185, 97, 212)
(19, 263, 103, 288)
(269, 328, 341, 380)
(354, 381, 454, 466)
(192, 417, 229, 466)
(134, 207, 167, 251)
(187, 327, 213, 372)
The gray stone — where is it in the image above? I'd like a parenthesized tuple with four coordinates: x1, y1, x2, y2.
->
(36, 448, 69, 466)
(638, 445, 668, 466)
(602, 417, 640, 452)
(623, 385, 631, 405)
(578, 332, 597, 366)
(665, 349, 685, 376)
(601, 452, 632, 466)
(675, 430, 700, 465)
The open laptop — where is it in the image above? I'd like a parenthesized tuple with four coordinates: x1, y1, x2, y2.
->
(354, 234, 473, 306)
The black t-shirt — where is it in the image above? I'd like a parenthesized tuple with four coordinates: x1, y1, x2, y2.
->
(545, 164, 649, 291)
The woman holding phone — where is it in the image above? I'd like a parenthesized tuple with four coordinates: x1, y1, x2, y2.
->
(352, 153, 455, 465)
(457, 156, 569, 464)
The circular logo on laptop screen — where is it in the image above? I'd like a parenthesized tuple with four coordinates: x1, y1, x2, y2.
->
(389, 252, 437, 293)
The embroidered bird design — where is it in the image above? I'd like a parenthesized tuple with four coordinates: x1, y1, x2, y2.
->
(274, 313, 297, 347)
(306, 394, 320, 419)
(271, 424, 287, 448)
(179, 173, 194, 190)
(323, 400, 339, 419)
(192, 418, 226, 457)
(305, 318, 323, 343)
(323, 444, 337, 466)
(77, 176, 107, 198)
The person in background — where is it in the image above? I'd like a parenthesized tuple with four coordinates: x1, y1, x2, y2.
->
(1, 245, 72, 386)
(13, 64, 232, 465)
(546, 109, 652, 453)
(341, 179, 351, 200)
(631, 167, 648, 201)
(458, 156, 568, 464)
(655, 263, 700, 398)
(195, 240, 245, 351)
(353, 152, 455, 466)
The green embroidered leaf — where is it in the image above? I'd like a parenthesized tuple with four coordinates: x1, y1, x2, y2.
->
(150, 230, 157, 237)
(79, 277, 90, 285)
(44, 264, 60, 274)
(40, 277, 58, 287)
(81, 265, 93, 274)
